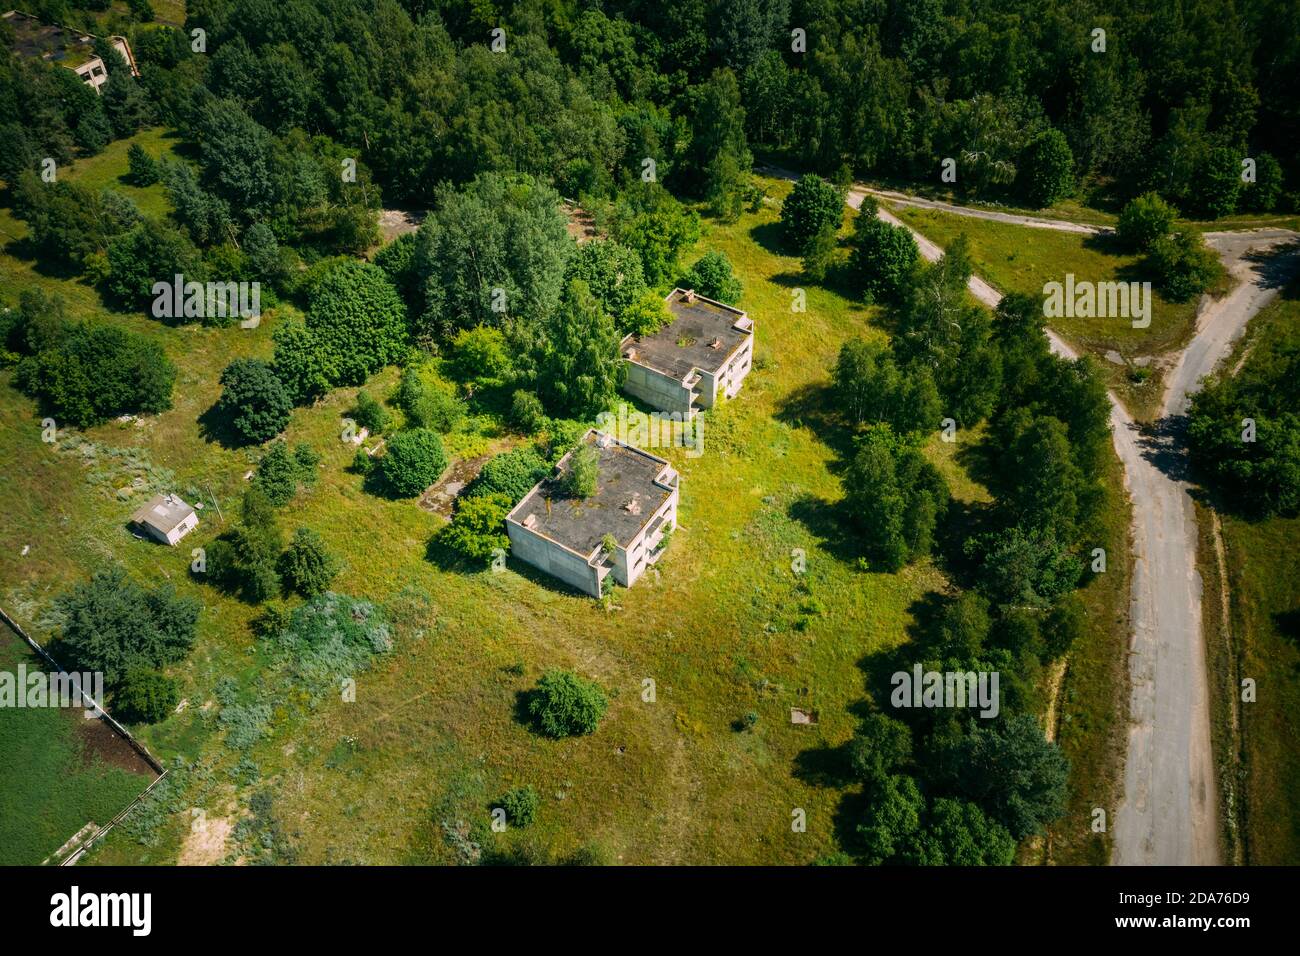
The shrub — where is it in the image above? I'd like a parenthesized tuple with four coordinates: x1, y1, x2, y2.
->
(373, 232, 418, 303)
(449, 327, 513, 390)
(619, 290, 673, 337)
(966, 525, 1085, 608)
(679, 250, 743, 304)
(509, 389, 546, 433)
(528, 670, 609, 737)
(216, 358, 292, 445)
(351, 448, 375, 475)
(498, 785, 540, 827)
(1243, 153, 1284, 212)
(397, 366, 466, 433)
(1041, 594, 1087, 660)
(305, 260, 408, 386)
(843, 424, 949, 571)
(55, 568, 199, 686)
(1147, 228, 1222, 302)
(205, 487, 285, 602)
(1117, 192, 1177, 252)
(293, 443, 320, 484)
(381, 428, 447, 496)
(411, 387, 465, 433)
(105, 220, 202, 311)
(437, 492, 512, 561)
(13, 315, 175, 427)
(564, 239, 648, 320)
(612, 183, 701, 284)
(558, 443, 599, 498)
(243, 222, 290, 288)
(272, 320, 330, 405)
(353, 390, 391, 434)
(278, 527, 341, 597)
(801, 224, 839, 282)
(468, 447, 549, 503)
(781, 174, 844, 251)
(115, 668, 177, 724)
(1190, 146, 1242, 219)
(535, 278, 624, 418)
(251, 602, 291, 639)
(254, 441, 302, 505)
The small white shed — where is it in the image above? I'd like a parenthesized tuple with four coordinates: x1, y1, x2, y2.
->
(130, 494, 199, 546)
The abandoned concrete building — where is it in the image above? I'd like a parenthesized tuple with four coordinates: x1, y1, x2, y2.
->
(130, 494, 199, 546)
(620, 288, 754, 418)
(505, 430, 678, 598)
(4, 10, 139, 93)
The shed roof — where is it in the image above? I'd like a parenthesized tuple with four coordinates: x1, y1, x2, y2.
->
(131, 494, 196, 535)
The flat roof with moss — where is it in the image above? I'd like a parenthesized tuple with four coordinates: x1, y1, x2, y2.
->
(4, 10, 103, 69)
(622, 288, 751, 381)
(507, 431, 674, 556)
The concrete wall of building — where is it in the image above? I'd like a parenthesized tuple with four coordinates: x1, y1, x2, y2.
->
(506, 523, 600, 598)
(70, 39, 137, 93)
(720, 337, 754, 400)
(623, 363, 694, 417)
(167, 514, 198, 546)
(619, 490, 678, 588)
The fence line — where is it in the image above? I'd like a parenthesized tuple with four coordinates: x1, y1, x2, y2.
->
(60, 769, 171, 866)
(0, 603, 166, 774)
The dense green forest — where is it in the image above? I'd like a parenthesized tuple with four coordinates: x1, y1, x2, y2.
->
(4, 0, 1295, 416)
(5, 0, 1299, 218)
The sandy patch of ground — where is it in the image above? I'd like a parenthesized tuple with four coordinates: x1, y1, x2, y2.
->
(378, 209, 426, 243)
(178, 815, 234, 866)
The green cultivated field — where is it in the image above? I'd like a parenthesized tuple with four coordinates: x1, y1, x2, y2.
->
(0, 638, 155, 865)
(0, 155, 1129, 864)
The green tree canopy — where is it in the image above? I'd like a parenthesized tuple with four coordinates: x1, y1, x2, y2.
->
(381, 428, 448, 497)
(215, 358, 292, 445)
(55, 568, 199, 687)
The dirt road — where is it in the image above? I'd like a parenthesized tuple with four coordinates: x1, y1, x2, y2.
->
(843, 183, 1298, 865)
(861, 187, 1105, 235)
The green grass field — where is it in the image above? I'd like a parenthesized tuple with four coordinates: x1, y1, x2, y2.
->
(1206, 291, 1300, 864)
(1044, 450, 1131, 864)
(0, 148, 1130, 864)
(0, 637, 155, 865)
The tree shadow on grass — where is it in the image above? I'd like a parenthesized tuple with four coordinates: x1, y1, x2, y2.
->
(2, 236, 88, 282)
(1082, 230, 1129, 258)
(768, 269, 804, 288)
(932, 498, 997, 589)
(787, 492, 860, 565)
(773, 381, 857, 462)
(361, 467, 414, 501)
(792, 739, 855, 789)
(859, 591, 954, 699)
(749, 220, 792, 257)
(1274, 609, 1300, 654)
(196, 401, 252, 451)
(791, 739, 873, 855)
